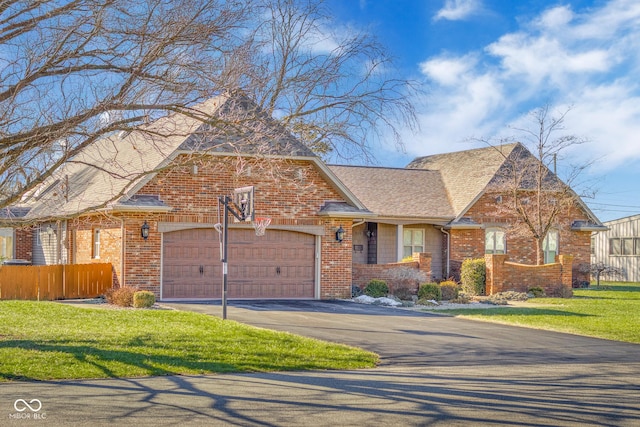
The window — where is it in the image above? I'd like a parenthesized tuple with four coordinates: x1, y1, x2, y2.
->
(543, 230, 559, 264)
(0, 228, 13, 260)
(609, 237, 640, 256)
(93, 229, 100, 259)
(591, 236, 595, 255)
(485, 228, 506, 254)
(403, 229, 424, 258)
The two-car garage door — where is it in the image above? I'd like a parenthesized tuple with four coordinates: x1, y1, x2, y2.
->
(162, 228, 315, 299)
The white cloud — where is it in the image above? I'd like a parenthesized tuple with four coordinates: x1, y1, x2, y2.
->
(418, 55, 477, 86)
(403, 0, 640, 176)
(434, 0, 482, 22)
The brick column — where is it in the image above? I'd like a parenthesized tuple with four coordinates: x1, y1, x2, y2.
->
(485, 254, 507, 295)
(418, 252, 432, 279)
(558, 254, 574, 294)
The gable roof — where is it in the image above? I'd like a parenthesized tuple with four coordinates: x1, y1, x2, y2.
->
(20, 96, 221, 220)
(406, 143, 518, 218)
(15, 92, 368, 222)
(328, 165, 454, 222)
(407, 142, 603, 226)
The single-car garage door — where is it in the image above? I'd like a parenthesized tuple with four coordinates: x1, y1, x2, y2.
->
(162, 228, 315, 299)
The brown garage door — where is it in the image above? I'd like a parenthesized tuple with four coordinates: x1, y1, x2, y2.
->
(162, 228, 315, 299)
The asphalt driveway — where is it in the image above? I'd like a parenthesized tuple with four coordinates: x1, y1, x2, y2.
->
(3, 299, 640, 426)
(164, 299, 640, 367)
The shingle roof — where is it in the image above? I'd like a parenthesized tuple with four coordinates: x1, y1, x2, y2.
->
(328, 165, 455, 220)
(0, 206, 30, 219)
(18, 93, 316, 220)
(179, 92, 315, 158)
(406, 143, 518, 217)
(113, 195, 171, 211)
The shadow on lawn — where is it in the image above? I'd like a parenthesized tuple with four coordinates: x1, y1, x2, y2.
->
(0, 339, 302, 381)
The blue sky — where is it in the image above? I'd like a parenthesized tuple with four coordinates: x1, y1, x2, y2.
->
(324, 0, 640, 222)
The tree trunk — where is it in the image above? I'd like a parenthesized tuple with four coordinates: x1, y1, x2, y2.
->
(535, 237, 544, 265)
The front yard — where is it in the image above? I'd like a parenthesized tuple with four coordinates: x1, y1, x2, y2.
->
(438, 282, 640, 343)
(0, 301, 378, 381)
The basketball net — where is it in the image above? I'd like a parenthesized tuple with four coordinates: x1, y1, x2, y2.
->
(252, 217, 271, 236)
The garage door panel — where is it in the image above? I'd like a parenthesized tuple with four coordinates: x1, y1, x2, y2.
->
(163, 228, 315, 299)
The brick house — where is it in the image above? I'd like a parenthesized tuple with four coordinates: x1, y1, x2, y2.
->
(331, 143, 605, 288)
(7, 93, 372, 300)
(4, 94, 605, 299)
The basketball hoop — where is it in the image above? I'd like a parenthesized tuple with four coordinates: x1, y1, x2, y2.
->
(252, 217, 271, 236)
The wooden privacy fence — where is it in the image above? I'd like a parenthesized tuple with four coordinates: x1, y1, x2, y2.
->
(0, 263, 113, 301)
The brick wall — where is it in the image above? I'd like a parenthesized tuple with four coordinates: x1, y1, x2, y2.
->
(485, 253, 573, 296)
(321, 219, 352, 299)
(81, 156, 355, 299)
(14, 228, 33, 261)
(353, 253, 432, 295)
(449, 192, 593, 284)
(71, 217, 122, 287)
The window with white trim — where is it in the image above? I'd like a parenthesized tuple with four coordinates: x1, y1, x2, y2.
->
(93, 229, 100, 259)
(0, 228, 14, 260)
(403, 229, 424, 258)
(543, 230, 559, 264)
(485, 228, 506, 254)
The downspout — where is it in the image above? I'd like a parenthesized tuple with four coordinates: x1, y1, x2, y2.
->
(352, 220, 366, 229)
(120, 217, 125, 288)
(439, 227, 450, 278)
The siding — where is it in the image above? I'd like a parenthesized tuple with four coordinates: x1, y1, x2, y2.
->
(592, 214, 640, 282)
(32, 222, 67, 265)
(377, 224, 397, 264)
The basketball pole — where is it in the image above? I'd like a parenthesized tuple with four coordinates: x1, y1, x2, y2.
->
(218, 195, 247, 320)
(221, 196, 229, 320)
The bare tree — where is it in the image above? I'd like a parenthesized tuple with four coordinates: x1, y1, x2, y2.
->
(1, 0, 418, 224)
(228, 0, 419, 163)
(480, 105, 591, 265)
(587, 262, 626, 287)
(0, 0, 250, 213)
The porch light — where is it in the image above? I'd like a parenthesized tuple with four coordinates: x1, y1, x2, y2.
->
(335, 225, 345, 242)
(141, 221, 150, 240)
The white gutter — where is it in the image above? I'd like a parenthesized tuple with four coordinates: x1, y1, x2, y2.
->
(439, 227, 450, 278)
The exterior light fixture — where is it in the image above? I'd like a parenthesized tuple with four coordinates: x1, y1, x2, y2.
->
(141, 221, 150, 240)
(335, 225, 345, 242)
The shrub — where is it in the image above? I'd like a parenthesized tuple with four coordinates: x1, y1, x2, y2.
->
(364, 279, 389, 298)
(389, 267, 427, 295)
(460, 258, 486, 296)
(133, 291, 156, 308)
(557, 286, 574, 298)
(439, 280, 459, 301)
(528, 287, 545, 298)
(451, 292, 471, 304)
(105, 286, 135, 307)
(486, 291, 528, 305)
(418, 283, 441, 301)
(392, 286, 413, 301)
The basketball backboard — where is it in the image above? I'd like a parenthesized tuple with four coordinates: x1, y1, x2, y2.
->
(233, 186, 254, 222)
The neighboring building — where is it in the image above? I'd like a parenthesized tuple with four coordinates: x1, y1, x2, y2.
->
(591, 214, 640, 282)
(4, 94, 606, 299)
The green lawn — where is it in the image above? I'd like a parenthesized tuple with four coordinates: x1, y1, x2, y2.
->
(0, 301, 377, 381)
(441, 282, 640, 343)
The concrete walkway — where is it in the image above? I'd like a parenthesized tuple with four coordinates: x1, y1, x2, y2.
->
(3, 300, 640, 426)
